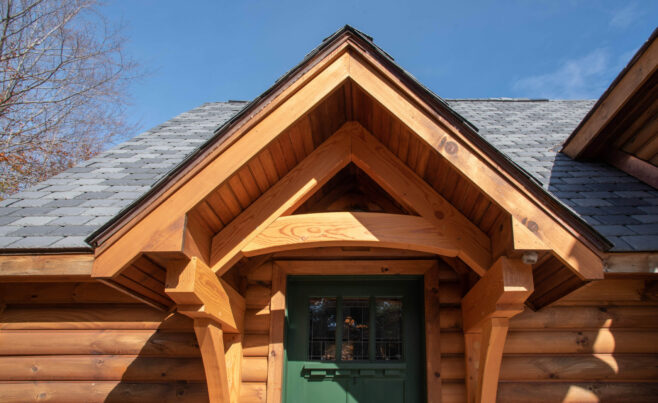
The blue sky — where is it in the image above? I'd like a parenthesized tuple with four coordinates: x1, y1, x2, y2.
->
(104, 0, 657, 134)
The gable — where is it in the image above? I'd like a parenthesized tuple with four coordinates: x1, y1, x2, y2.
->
(60, 27, 618, 312)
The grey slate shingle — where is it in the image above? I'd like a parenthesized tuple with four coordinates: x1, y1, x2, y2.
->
(447, 99, 658, 251)
(0, 101, 248, 250)
(0, 99, 656, 252)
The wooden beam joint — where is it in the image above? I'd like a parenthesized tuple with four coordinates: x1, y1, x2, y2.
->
(165, 256, 245, 333)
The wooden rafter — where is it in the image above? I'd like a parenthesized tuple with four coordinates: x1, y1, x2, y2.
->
(461, 256, 534, 403)
(242, 211, 482, 259)
(350, 122, 492, 275)
(209, 124, 352, 275)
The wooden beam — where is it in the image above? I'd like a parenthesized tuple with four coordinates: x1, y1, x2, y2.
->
(347, 52, 604, 279)
(194, 318, 231, 403)
(267, 263, 286, 403)
(604, 148, 658, 189)
(604, 253, 658, 274)
(462, 257, 533, 332)
(243, 212, 471, 259)
(274, 259, 436, 275)
(350, 123, 492, 275)
(425, 263, 442, 403)
(562, 35, 658, 158)
(461, 257, 533, 403)
(165, 256, 245, 333)
(209, 123, 352, 275)
(491, 215, 549, 261)
(0, 254, 93, 281)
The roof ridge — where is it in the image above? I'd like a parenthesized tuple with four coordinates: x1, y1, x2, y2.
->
(445, 98, 594, 102)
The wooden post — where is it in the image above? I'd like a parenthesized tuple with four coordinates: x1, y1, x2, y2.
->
(461, 256, 534, 403)
(425, 263, 442, 403)
(464, 332, 481, 403)
(194, 318, 231, 403)
(267, 263, 287, 403)
(477, 318, 509, 403)
(224, 333, 243, 403)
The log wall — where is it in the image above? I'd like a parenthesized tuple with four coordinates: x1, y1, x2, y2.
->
(1, 269, 656, 403)
(239, 261, 272, 403)
(0, 282, 208, 403)
(501, 279, 658, 402)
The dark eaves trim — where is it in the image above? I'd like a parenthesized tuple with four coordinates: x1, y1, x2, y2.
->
(0, 247, 93, 255)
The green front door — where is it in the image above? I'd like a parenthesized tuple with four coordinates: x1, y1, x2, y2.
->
(284, 276, 424, 403)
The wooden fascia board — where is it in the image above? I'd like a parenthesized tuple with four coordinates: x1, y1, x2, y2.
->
(604, 252, 658, 275)
(209, 124, 353, 275)
(349, 123, 492, 275)
(165, 256, 246, 333)
(562, 33, 658, 158)
(242, 211, 476, 258)
(91, 50, 352, 278)
(0, 254, 93, 281)
(345, 52, 604, 279)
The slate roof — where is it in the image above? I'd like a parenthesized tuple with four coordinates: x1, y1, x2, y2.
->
(447, 99, 658, 252)
(0, 99, 656, 252)
(0, 101, 248, 250)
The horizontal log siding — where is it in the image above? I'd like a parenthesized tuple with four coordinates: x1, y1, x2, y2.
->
(0, 282, 208, 403)
(503, 278, 658, 402)
(240, 263, 272, 402)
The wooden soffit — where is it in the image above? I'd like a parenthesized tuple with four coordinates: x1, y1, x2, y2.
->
(90, 27, 604, 282)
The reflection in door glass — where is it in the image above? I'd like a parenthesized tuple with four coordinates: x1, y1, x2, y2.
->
(376, 298, 403, 360)
(342, 298, 369, 360)
(308, 297, 336, 360)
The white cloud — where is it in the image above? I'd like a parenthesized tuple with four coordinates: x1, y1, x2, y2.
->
(609, 3, 640, 29)
(512, 49, 611, 99)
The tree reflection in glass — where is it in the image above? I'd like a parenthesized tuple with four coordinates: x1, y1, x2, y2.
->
(376, 298, 403, 360)
(308, 297, 336, 360)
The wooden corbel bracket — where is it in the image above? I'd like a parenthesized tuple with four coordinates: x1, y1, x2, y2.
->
(461, 256, 534, 403)
(164, 256, 246, 402)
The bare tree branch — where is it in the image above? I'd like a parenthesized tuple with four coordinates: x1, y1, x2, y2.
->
(0, 0, 138, 197)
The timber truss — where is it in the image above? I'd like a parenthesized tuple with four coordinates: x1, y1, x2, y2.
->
(82, 27, 608, 403)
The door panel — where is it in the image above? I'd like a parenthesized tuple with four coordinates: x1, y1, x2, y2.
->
(284, 277, 424, 403)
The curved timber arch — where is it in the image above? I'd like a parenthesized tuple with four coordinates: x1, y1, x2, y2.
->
(241, 211, 479, 259)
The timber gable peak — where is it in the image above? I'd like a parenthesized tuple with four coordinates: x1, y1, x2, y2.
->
(91, 26, 605, 293)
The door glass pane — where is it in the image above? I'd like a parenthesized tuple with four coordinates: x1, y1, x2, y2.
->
(308, 297, 337, 360)
(375, 298, 403, 360)
(342, 298, 369, 360)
